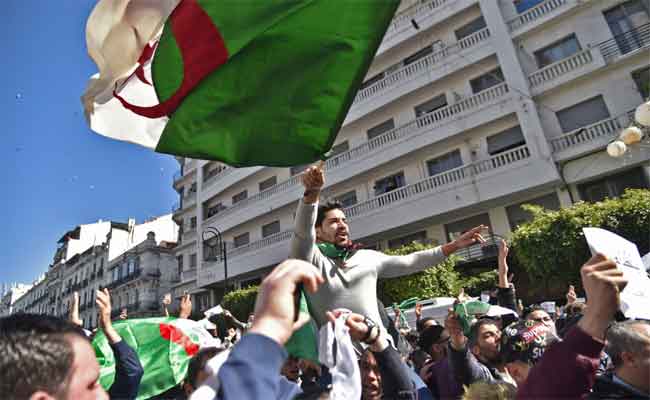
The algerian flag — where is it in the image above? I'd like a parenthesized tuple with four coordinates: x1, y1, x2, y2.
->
(83, 0, 399, 167)
(92, 317, 219, 400)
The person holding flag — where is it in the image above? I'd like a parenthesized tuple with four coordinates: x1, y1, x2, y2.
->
(290, 162, 488, 345)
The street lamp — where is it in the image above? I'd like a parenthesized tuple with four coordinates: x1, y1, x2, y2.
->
(202, 227, 228, 296)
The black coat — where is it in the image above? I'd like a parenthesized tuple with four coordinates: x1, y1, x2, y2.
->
(587, 373, 649, 400)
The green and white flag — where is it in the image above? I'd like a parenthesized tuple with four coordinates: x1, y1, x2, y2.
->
(92, 317, 218, 400)
(83, 0, 399, 167)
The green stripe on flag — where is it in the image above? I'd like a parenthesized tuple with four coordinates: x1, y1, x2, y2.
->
(152, 0, 399, 166)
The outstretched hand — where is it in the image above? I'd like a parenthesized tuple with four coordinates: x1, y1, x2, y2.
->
(301, 162, 325, 204)
(179, 293, 192, 319)
(96, 288, 121, 344)
(69, 291, 83, 327)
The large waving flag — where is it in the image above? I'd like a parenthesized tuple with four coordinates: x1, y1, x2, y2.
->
(93, 317, 218, 400)
(83, 0, 399, 167)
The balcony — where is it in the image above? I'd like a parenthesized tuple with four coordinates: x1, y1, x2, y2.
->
(377, 0, 477, 56)
(181, 268, 197, 283)
(183, 191, 197, 208)
(346, 145, 532, 220)
(106, 269, 141, 289)
(201, 166, 265, 204)
(345, 27, 493, 125)
(201, 84, 513, 231)
(550, 111, 634, 161)
(599, 23, 650, 65)
(507, 0, 577, 36)
(199, 231, 293, 286)
(527, 48, 603, 95)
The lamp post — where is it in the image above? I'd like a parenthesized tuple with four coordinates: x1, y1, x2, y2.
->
(202, 227, 228, 296)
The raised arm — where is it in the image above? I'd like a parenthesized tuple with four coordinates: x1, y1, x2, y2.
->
(377, 226, 487, 278)
(290, 163, 325, 264)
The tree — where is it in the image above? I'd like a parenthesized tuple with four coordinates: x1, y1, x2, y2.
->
(510, 189, 650, 293)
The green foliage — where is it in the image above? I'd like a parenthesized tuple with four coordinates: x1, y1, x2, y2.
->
(221, 285, 259, 321)
(511, 189, 650, 288)
(460, 270, 498, 296)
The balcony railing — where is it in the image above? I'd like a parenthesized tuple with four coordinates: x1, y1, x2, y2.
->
(354, 28, 490, 104)
(346, 145, 531, 219)
(528, 48, 593, 89)
(181, 268, 197, 282)
(454, 233, 504, 263)
(599, 23, 650, 63)
(106, 269, 141, 289)
(384, 0, 450, 39)
(507, 0, 568, 32)
(224, 230, 294, 260)
(202, 84, 510, 223)
(550, 111, 633, 154)
(203, 166, 234, 187)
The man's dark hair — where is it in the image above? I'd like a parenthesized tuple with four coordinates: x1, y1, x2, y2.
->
(316, 201, 343, 227)
(0, 313, 88, 400)
(468, 318, 499, 349)
(185, 347, 223, 389)
(522, 305, 546, 319)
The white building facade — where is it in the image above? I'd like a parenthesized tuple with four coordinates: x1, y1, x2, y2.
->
(0, 283, 32, 317)
(10, 215, 179, 329)
(171, 0, 650, 309)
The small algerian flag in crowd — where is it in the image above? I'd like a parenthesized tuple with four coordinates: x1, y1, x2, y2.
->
(93, 317, 218, 400)
(82, 0, 399, 167)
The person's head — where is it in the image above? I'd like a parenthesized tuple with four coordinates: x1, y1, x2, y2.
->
(359, 350, 382, 400)
(183, 347, 223, 395)
(281, 356, 301, 382)
(524, 306, 556, 335)
(247, 314, 255, 324)
(315, 202, 349, 247)
(417, 317, 437, 332)
(565, 302, 586, 317)
(461, 381, 517, 400)
(418, 325, 450, 362)
(500, 320, 558, 386)
(605, 320, 650, 392)
(468, 319, 501, 365)
(0, 313, 107, 400)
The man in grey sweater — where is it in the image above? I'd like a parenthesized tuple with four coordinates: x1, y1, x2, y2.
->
(290, 162, 486, 340)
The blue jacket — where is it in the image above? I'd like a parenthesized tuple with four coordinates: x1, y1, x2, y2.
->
(217, 333, 302, 400)
(108, 340, 144, 400)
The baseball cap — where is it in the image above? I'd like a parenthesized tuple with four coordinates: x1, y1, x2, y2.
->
(500, 319, 558, 365)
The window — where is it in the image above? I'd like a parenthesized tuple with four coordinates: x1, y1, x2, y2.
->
(290, 164, 309, 176)
(427, 150, 463, 176)
(367, 119, 395, 140)
(189, 182, 197, 194)
(414, 94, 447, 118)
(189, 253, 198, 268)
(556, 96, 610, 133)
(506, 193, 561, 230)
(454, 17, 487, 40)
(259, 176, 277, 192)
(359, 72, 386, 91)
(206, 203, 226, 218)
(388, 231, 427, 249)
(127, 259, 135, 275)
(470, 68, 504, 94)
(232, 190, 248, 204)
(329, 141, 349, 157)
(177, 255, 184, 273)
(374, 172, 406, 196)
(262, 221, 281, 238)
(632, 67, 650, 99)
(604, 0, 650, 56)
(514, 0, 545, 13)
(403, 45, 433, 66)
(579, 168, 648, 202)
(534, 34, 581, 68)
(487, 126, 525, 155)
(445, 214, 491, 242)
(234, 233, 250, 248)
(190, 216, 197, 229)
(334, 190, 358, 208)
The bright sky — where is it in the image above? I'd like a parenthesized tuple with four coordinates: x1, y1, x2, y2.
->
(0, 1, 179, 287)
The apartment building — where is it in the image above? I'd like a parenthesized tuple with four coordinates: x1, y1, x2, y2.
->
(171, 0, 650, 309)
(0, 283, 32, 317)
(11, 215, 179, 329)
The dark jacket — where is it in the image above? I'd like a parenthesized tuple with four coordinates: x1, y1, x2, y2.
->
(517, 325, 604, 399)
(425, 356, 464, 399)
(373, 345, 418, 400)
(447, 341, 508, 385)
(108, 340, 144, 400)
(587, 372, 650, 400)
(497, 286, 519, 328)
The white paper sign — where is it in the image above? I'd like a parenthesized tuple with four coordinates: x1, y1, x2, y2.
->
(583, 227, 650, 320)
(204, 305, 224, 317)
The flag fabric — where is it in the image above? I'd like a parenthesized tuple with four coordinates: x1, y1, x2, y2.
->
(285, 291, 319, 363)
(92, 317, 218, 400)
(84, 0, 399, 167)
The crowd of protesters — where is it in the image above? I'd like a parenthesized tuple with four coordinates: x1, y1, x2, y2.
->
(1, 162, 648, 400)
